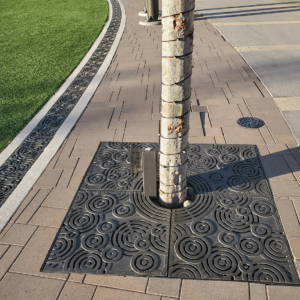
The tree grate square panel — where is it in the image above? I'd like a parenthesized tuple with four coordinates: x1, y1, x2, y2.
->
(41, 142, 300, 284)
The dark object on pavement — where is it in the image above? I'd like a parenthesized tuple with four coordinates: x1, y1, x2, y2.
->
(237, 117, 265, 129)
(42, 142, 299, 285)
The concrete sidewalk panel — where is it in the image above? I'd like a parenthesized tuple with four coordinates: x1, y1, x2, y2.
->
(10, 227, 68, 279)
(0, 273, 65, 300)
(180, 280, 249, 300)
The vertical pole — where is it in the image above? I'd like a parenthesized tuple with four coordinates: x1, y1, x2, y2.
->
(159, 0, 194, 208)
(147, 0, 159, 21)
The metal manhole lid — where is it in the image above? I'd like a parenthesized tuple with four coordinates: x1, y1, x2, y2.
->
(237, 117, 264, 129)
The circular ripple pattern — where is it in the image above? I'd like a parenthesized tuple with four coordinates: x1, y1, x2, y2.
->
(82, 233, 108, 251)
(131, 192, 169, 222)
(112, 151, 129, 163)
(0, 0, 122, 209)
(85, 174, 106, 186)
(112, 203, 134, 218)
(188, 154, 218, 172)
(99, 160, 116, 169)
(86, 194, 116, 214)
(209, 173, 223, 182)
(97, 220, 117, 234)
(134, 237, 151, 251)
(219, 153, 239, 163)
(216, 186, 252, 207)
(191, 220, 215, 236)
(101, 246, 122, 263)
(49, 236, 77, 261)
(233, 162, 261, 179)
(131, 251, 159, 274)
(237, 236, 264, 256)
(175, 236, 211, 263)
(214, 206, 257, 233)
(168, 262, 201, 278)
(252, 262, 290, 283)
(64, 250, 106, 273)
(218, 163, 231, 171)
(0, 164, 18, 176)
(73, 190, 89, 208)
(227, 176, 254, 192)
(0, 180, 14, 204)
(251, 224, 272, 239)
(107, 142, 132, 150)
(188, 144, 201, 153)
(216, 145, 239, 154)
(236, 206, 251, 216)
(237, 117, 264, 129)
(106, 166, 138, 184)
(151, 224, 169, 254)
(201, 246, 244, 277)
(241, 147, 257, 159)
(94, 151, 111, 163)
(264, 236, 289, 262)
(251, 201, 275, 217)
(206, 148, 221, 156)
(238, 261, 254, 274)
(255, 181, 271, 197)
(185, 175, 215, 220)
(218, 231, 239, 246)
(112, 221, 152, 255)
(68, 211, 100, 233)
(65, 230, 79, 239)
(151, 224, 165, 236)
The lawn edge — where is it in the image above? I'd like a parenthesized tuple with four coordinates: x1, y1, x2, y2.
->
(0, 0, 126, 232)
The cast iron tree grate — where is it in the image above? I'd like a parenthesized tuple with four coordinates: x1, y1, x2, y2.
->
(41, 142, 300, 284)
(237, 117, 265, 129)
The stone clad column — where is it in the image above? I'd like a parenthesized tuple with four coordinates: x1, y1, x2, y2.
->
(159, 0, 194, 208)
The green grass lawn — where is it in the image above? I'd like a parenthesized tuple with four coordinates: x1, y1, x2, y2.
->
(0, 0, 109, 153)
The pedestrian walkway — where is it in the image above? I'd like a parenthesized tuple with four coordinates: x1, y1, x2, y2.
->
(0, 0, 300, 299)
(195, 0, 300, 144)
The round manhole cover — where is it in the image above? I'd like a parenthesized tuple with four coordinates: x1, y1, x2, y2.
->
(237, 117, 264, 129)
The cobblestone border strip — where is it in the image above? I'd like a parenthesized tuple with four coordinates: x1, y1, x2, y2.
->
(0, 0, 126, 232)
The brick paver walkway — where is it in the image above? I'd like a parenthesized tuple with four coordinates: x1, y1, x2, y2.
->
(1, 0, 300, 299)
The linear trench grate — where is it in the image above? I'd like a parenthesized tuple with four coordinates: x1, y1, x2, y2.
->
(0, 0, 122, 208)
(41, 142, 300, 284)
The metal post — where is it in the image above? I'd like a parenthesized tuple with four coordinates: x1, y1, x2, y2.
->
(147, 0, 159, 21)
(139, 0, 161, 26)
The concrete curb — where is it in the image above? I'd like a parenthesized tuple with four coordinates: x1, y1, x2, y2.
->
(0, 0, 126, 232)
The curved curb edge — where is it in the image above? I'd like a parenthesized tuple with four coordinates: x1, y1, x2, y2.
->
(0, 0, 126, 232)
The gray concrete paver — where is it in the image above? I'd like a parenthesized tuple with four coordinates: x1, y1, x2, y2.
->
(249, 283, 267, 300)
(0, 245, 23, 280)
(180, 280, 249, 300)
(267, 285, 300, 300)
(0, 272, 65, 300)
(274, 198, 300, 236)
(146, 277, 181, 298)
(58, 282, 96, 300)
(84, 274, 148, 293)
(42, 188, 77, 209)
(0, 244, 9, 258)
(93, 286, 161, 300)
(15, 189, 51, 224)
(28, 207, 67, 228)
(10, 226, 68, 280)
(34, 170, 62, 189)
(0, 223, 37, 246)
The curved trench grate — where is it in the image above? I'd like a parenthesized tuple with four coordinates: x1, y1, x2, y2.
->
(0, 0, 122, 207)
